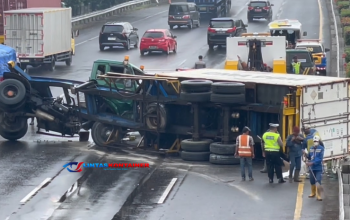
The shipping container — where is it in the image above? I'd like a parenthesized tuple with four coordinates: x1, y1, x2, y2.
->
(3, 7, 73, 71)
(0, 0, 62, 36)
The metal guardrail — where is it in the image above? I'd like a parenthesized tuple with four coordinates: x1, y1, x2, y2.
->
(71, 0, 151, 27)
(330, 0, 340, 77)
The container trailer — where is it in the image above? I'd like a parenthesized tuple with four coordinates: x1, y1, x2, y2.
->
(4, 7, 77, 71)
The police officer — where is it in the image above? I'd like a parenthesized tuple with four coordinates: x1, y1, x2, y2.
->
(262, 123, 286, 183)
(289, 56, 304, 74)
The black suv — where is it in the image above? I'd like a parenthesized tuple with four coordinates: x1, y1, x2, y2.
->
(247, 0, 274, 22)
(207, 18, 248, 50)
(99, 22, 139, 51)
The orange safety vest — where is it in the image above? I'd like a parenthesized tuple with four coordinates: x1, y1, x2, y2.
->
(238, 134, 252, 157)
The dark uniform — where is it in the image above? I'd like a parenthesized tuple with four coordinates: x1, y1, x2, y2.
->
(262, 123, 286, 183)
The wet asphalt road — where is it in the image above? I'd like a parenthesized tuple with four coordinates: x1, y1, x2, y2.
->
(0, 0, 338, 219)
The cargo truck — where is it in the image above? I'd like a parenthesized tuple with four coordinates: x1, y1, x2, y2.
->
(0, 0, 62, 44)
(187, 0, 231, 18)
(4, 7, 77, 71)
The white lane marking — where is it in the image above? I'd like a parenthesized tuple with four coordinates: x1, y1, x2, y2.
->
(76, 10, 168, 47)
(5, 216, 10, 220)
(157, 178, 177, 204)
(178, 59, 186, 66)
(20, 178, 52, 204)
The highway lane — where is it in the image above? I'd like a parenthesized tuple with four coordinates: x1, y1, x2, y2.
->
(28, 0, 286, 79)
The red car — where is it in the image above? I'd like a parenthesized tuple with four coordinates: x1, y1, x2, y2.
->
(140, 29, 177, 56)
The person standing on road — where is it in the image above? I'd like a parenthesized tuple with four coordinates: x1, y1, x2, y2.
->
(289, 56, 304, 74)
(286, 126, 304, 182)
(306, 135, 324, 201)
(235, 126, 255, 181)
(194, 55, 206, 69)
(262, 123, 286, 183)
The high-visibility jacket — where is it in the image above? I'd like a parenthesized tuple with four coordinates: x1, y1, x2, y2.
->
(292, 62, 301, 74)
(238, 134, 252, 157)
(262, 132, 280, 152)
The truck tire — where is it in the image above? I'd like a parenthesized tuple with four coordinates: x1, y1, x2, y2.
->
(209, 154, 240, 165)
(48, 59, 55, 71)
(100, 45, 104, 51)
(0, 123, 28, 141)
(66, 56, 72, 66)
(0, 113, 27, 132)
(180, 92, 211, 102)
(145, 103, 167, 130)
(211, 82, 245, 94)
(180, 151, 210, 161)
(0, 79, 26, 105)
(91, 122, 126, 147)
(181, 139, 213, 152)
(210, 142, 236, 155)
(210, 93, 245, 104)
(181, 80, 213, 93)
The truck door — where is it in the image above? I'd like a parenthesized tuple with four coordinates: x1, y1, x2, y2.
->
(301, 82, 349, 159)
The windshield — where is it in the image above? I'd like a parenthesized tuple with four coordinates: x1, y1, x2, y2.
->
(249, 2, 267, 7)
(287, 52, 313, 63)
(210, 20, 234, 28)
(102, 25, 123, 33)
(297, 45, 323, 53)
(143, 32, 164, 38)
(169, 5, 188, 13)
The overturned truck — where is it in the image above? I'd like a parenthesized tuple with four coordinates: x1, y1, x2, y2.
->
(0, 58, 348, 170)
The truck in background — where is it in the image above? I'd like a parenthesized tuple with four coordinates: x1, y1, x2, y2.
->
(4, 7, 78, 71)
(187, 0, 231, 18)
(0, 0, 62, 44)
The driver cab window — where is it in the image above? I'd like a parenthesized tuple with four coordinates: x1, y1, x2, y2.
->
(97, 64, 106, 76)
(234, 20, 241, 28)
(189, 5, 195, 11)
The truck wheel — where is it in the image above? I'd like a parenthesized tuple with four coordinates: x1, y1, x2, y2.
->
(187, 20, 193, 29)
(209, 154, 240, 165)
(0, 79, 26, 105)
(48, 59, 55, 71)
(0, 114, 27, 132)
(91, 122, 125, 147)
(210, 142, 236, 155)
(211, 82, 245, 94)
(180, 91, 211, 102)
(180, 151, 210, 161)
(100, 45, 104, 51)
(209, 44, 214, 50)
(210, 93, 245, 104)
(181, 139, 213, 152)
(181, 80, 213, 93)
(145, 103, 167, 130)
(65, 56, 72, 66)
(0, 123, 28, 141)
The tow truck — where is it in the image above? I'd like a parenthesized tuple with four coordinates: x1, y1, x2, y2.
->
(295, 39, 330, 75)
(224, 33, 286, 73)
(268, 19, 307, 47)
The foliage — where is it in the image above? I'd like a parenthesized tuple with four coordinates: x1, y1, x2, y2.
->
(338, 1, 350, 12)
(344, 26, 350, 45)
(341, 9, 350, 17)
(342, 17, 350, 26)
(346, 62, 350, 77)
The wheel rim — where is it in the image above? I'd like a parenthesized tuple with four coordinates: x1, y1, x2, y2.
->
(98, 124, 114, 143)
(3, 84, 18, 99)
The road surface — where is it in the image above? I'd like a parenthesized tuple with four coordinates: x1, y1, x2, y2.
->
(1, 0, 338, 219)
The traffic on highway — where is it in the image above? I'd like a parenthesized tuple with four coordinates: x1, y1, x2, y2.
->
(0, 0, 343, 219)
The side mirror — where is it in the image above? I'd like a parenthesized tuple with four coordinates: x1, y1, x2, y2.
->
(133, 28, 138, 31)
(173, 35, 177, 38)
(245, 24, 248, 27)
(325, 48, 330, 52)
(313, 57, 318, 61)
(303, 31, 307, 36)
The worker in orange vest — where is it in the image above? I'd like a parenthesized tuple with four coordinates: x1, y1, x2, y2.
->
(235, 126, 255, 181)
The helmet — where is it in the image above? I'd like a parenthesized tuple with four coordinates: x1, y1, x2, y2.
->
(313, 135, 320, 142)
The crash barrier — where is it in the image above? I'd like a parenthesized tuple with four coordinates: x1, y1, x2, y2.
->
(329, 0, 342, 77)
(71, 0, 151, 27)
(340, 164, 350, 220)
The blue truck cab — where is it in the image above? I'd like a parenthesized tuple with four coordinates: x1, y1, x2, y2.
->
(187, 0, 231, 18)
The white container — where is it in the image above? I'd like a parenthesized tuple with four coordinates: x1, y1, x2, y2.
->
(4, 7, 72, 58)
